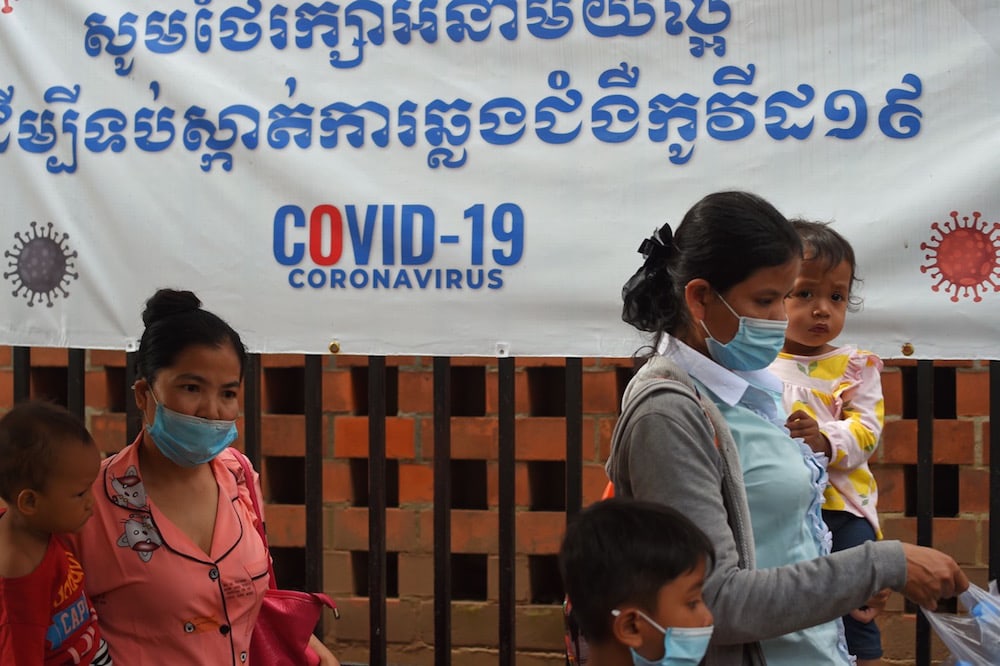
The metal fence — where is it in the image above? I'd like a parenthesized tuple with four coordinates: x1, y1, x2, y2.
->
(10, 349, 1000, 666)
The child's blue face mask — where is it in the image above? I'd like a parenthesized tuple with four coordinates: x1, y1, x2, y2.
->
(613, 609, 714, 666)
(700, 290, 787, 371)
(145, 390, 237, 467)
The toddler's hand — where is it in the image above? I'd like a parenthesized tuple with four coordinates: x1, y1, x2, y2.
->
(785, 410, 831, 457)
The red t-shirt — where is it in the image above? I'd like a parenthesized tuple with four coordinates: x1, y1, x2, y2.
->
(0, 514, 103, 665)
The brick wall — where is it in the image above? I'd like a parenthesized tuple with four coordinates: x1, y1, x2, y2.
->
(0, 348, 991, 665)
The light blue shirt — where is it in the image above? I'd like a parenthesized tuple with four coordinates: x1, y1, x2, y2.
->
(660, 336, 849, 666)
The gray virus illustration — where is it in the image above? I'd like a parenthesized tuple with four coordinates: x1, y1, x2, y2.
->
(4, 221, 79, 307)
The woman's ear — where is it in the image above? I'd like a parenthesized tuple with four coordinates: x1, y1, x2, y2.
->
(611, 608, 644, 649)
(133, 378, 149, 412)
(684, 278, 713, 323)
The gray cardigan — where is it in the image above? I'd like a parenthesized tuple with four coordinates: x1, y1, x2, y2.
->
(606, 356, 907, 666)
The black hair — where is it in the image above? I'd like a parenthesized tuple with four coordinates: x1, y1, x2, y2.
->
(622, 191, 802, 340)
(135, 288, 247, 384)
(789, 219, 863, 311)
(0, 401, 95, 501)
(559, 497, 715, 644)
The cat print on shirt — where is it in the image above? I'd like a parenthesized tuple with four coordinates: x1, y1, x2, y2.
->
(117, 514, 163, 562)
(110, 466, 147, 509)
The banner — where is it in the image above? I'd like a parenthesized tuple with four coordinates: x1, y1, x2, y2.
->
(1, 1, 997, 357)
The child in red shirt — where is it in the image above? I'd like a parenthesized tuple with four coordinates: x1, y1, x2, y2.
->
(0, 401, 111, 665)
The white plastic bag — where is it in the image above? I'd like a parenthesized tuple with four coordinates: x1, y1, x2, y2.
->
(923, 581, 1000, 666)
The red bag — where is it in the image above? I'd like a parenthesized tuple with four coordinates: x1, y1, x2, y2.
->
(235, 452, 338, 666)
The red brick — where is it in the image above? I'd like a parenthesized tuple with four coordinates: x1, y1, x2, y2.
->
(582, 371, 618, 414)
(333, 416, 416, 459)
(485, 371, 531, 415)
(397, 553, 434, 598)
(933, 517, 981, 566)
(322, 370, 355, 413)
(397, 370, 433, 414)
(871, 464, 905, 513)
(88, 349, 126, 367)
(451, 510, 498, 553)
(880, 516, 915, 544)
(260, 354, 304, 368)
(515, 512, 564, 554)
(487, 462, 530, 507)
(958, 467, 990, 513)
(331, 355, 421, 368)
(597, 416, 616, 461)
(422, 417, 498, 459)
(451, 356, 496, 368)
(0, 347, 10, 367)
(880, 419, 974, 464)
(398, 463, 434, 504)
(329, 507, 425, 552)
(514, 358, 566, 368)
(933, 419, 976, 464)
(487, 556, 531, 603)
(515, 418, 565, 460)
(322, 549, 355, 596)
(89, 413, 128, 454)
(261, 414, 307, 456)
(955, 369, 989, 416)
(0, 370, 12, 409)
(83, 370, 110, 410)
(880, 368, 903, 418)
(323, 460, 354, 503)
(263, 503, 305, 547)
(30, 347, 67, 366)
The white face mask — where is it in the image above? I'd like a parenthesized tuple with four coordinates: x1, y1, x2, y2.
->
(612, 608, 714, 666)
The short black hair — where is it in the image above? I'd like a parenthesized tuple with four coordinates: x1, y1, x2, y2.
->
(135, 288, 247, 384)
(0, 401, 95, 502)
(559, 498, 714, 644)
(790, 219, 862, 310)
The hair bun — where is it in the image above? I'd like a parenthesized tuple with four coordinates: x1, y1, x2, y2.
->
(141, 288, 202, 326)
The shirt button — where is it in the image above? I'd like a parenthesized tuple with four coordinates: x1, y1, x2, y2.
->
(219, 625, 231, 635)
(240, 651, 248, 662)
(184, 622, 195, 633)
(209, 568, 220, 580)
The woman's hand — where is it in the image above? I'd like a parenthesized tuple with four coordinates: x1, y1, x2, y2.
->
(308, 634, 341, 666)
(849, 588, 891, 623)
(900, 543, 969, 610)
(785, 409, 831, 457)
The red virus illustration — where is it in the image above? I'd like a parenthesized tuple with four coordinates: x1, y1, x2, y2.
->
(920, 211, 1000, 302)
(2, 0, 15, 15)
(4, 221, 79, 307)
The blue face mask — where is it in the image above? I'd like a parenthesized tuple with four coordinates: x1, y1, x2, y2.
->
(615, 609, 714, 666)
(700, 291, 787, 371)
(145, 391, 237, 467)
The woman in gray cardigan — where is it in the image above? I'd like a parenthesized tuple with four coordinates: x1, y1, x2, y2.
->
(606, 191, 967, 665)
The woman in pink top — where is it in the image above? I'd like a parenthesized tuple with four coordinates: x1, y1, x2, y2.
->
(69, 289, 338, 665)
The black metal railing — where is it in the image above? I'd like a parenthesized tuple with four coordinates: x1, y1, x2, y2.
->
(9, 348, 998, 666)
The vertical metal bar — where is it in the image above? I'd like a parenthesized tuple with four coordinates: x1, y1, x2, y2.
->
(433, 357, 452, 666)
(498, 356, 516, 666)
(12, 346, 30, 403)
(125, 352, 139, 445)
(990, 361, 1000, 582)
(915, 360, 934, 666)
(565, 358, 583, 518)
(368, 356, 387, 666)
(243, 354, 263, 469)
(304, 355, 324, 634)
(67, 349, 86, 420)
